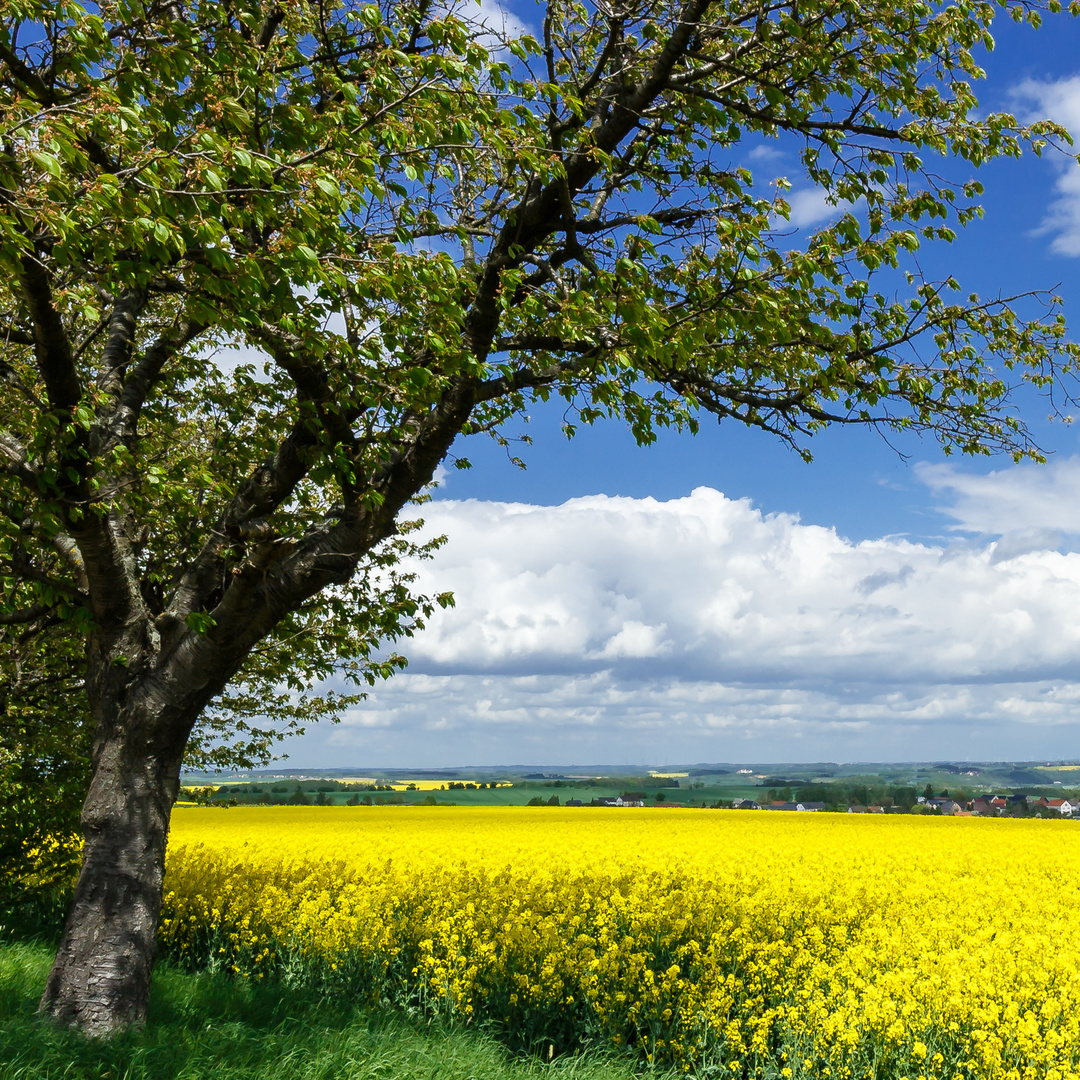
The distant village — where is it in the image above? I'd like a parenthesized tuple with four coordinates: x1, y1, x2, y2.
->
(560, 792, 1079, 816)
(187, 769, 1080, 816)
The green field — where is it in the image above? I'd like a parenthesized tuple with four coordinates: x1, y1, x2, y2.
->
(0, 941, 654, 1080)
(179, 760, 1080, 811)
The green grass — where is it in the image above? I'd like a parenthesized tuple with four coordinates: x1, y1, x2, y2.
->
(0, 942, 655, 1080)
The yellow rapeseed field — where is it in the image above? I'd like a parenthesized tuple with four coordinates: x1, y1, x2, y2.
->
(161, 807, 1080, 1079)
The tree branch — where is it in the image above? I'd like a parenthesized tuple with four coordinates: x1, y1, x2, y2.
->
(0, 602, 52, 626)
(96, 289, 147, 400)
(0, 427, 38, 488)
(676, 85, 907, 141)
(0, 41, 56, 105)
(1, 325, 35, 346)
(103, 318, 205, 453)
(19, 253, 80, 411)
(464, 0, 716, 364)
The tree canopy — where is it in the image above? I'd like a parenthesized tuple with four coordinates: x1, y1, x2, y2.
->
(1, 0, 1078, 1035)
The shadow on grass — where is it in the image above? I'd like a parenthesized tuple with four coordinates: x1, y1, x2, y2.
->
(0, 942, 649, 1080)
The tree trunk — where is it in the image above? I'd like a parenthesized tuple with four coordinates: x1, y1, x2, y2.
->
(38, 691, 184, 1035)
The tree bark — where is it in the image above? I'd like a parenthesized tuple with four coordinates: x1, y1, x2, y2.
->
(38, 688, 186, 1035)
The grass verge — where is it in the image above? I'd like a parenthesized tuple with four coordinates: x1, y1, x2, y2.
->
(0, 941, 655, 1080)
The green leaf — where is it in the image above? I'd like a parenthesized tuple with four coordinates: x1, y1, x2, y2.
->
(31, 151, 63, 179)
(184, 612, 218, 635)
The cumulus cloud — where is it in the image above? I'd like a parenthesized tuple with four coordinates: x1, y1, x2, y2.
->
(436, 0, 532, 54)
(1013, 76, 1080, 256)
(302, 488, 1080, 765)
(774, 188, 863, 229)
(399, 488, 1080, 682)
(786, 189, 837, 227)
(319, 672, 1080, 765)
(917, 457, 1080, 536)
(473, 0, 531, 38)
(1017, 75, 1080, 133)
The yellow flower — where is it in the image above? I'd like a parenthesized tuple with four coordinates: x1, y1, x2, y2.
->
(162, 806, 1080, 1075)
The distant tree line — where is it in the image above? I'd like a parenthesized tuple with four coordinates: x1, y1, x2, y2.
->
(762, 784, 921, 810)
(515, 777, 682, 791)
(180, 779, 397, 806)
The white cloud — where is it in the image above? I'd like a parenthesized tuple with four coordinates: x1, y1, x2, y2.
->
(1016, 75, 1080, 141)
(400, 488, 1080, 682)
(297, 488, 1080, 765)
(1013, 76, 1080, 256)
(473, 0, 530, 38)
(436, 0, 532, 54)
(1038, 163, 1080, 257)
(774, 188, 863, 229)
(917, 456, 1080, 536)
(748, 144, 786, 163)
(319, 672, 1080, 766)
(786, 189, 836, 228)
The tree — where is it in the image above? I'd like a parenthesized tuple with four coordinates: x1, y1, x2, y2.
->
(892, 786, 918, 811)
(0, 616, 89, 913)
(1, 0, 1077, 1037)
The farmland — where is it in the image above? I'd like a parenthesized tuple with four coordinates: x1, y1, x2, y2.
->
(179, 759, 1080, 811)
(160, 806, 1080, 1078)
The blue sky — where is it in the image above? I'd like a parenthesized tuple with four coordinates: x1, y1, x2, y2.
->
(284, 5, 1080, 769)
(435, 6, 1080, 543)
